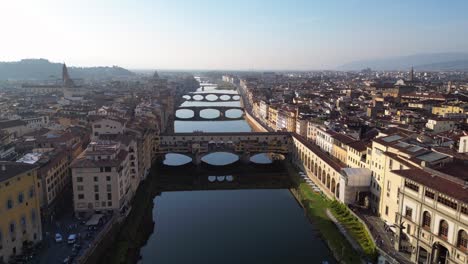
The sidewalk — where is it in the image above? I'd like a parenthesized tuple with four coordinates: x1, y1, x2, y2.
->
(354, 208, 413, 264)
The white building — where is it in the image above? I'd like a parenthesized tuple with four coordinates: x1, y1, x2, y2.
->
(71, 141, 132, 216)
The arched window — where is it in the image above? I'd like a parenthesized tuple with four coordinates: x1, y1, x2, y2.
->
(439, 220, 449, 239)
(458, 230, 467, 250)
(422, 211, 431, 229)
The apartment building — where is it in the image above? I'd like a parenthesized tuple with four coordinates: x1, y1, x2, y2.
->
(71, 141, 132, 216)
(17, 150, 70, 219)
(0, 162, 42, 263)
(315, 128, 335, 154)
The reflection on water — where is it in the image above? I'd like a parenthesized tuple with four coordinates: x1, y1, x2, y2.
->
(139, 81, 335, 264)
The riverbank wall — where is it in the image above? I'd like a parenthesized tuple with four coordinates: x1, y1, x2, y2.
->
(245, 111, 269, 132)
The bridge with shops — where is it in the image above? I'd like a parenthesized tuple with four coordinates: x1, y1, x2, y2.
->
(155, 132, 291, 165)
(183, 93, 241, 102)
(175, 106, 245, 121)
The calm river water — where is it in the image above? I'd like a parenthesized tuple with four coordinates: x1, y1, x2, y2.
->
(138, 81, 335, 264)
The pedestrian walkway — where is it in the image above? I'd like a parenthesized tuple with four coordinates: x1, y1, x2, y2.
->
(354, 208, 413, 264)
(326, 209, 363, 254)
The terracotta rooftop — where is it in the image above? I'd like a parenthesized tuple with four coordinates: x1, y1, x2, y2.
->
(392, 168, 468, 204)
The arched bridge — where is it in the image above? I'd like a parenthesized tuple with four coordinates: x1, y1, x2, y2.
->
(183, 93, 241, 102)
(156, 132, 292, 165)
(175, 106, 244, 121)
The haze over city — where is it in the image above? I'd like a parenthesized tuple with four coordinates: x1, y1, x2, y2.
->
(1, 1, 468, 264)
(2, 0, 468, 70)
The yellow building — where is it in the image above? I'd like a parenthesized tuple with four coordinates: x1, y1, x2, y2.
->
(267, 105, 278, 130)
(432, 104, 467, 116)
(331, 133, 355, 164)
(0, 162, 42, 263)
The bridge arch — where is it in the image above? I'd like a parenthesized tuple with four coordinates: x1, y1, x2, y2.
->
(175, 109, 195, 119)
(219, 94, 232, 101)
(192, 94, 204, 101)
(201, 152, 239, 166)
(205, 94, 219, 101)
(163, 153, 193, 166)
(199, 109, 221, 119)
(225, 109, 243, 119)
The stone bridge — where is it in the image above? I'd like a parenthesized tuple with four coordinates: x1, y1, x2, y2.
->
(183, 93, 241, 102)
(175, 106, 245, 121)
(155, 132, 291, 165)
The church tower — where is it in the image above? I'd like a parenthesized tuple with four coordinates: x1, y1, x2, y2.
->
(62, 64, 75, 88)
(409, 66, 414, 82)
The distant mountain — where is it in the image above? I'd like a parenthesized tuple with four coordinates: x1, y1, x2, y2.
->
(0, 59, 135, 80)
(338, 53, 468, 71)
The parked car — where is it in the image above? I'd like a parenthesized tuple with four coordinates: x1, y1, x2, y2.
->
(67, 234, 77, 244)
(55, 233, 63, 243)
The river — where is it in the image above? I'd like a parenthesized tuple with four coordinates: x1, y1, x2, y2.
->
(138, 81, 335, 263)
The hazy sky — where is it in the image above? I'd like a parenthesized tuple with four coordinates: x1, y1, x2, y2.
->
(1, 0, 468, 70)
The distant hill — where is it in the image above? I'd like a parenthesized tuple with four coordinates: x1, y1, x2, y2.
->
(338, 53, 468, 71)
(0, 59, 135, 80)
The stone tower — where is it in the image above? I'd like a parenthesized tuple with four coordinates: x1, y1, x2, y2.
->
(62, 64, 75, 88)
(409, 66, 414, 82)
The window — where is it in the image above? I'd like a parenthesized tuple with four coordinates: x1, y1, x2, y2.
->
(407, 224, 411, 235)
(94, 176, 98, 182)
(29, 186, 34, 198)
(107, 201, 112, 207)
(405, 207, 413, 218)
(106, 176, 111, 181)
(425, 190, 435, 199)
(437, 196, 457, 210)
(439, 220, 449, 239)
(20, 216, 26, 233)
(18, 193, 24, 204)
(462, 206, 468, 216)
(107, 184, 111, 192)
(94, 185, 99, 192)
(422, 211, 431, 229)
(404, 180, 419, 192)
(95, 194, 99, 201)
(77, 185, 84, 191)
(107, 193, 112, 200)
(385, 206, 389, 216)
(77, 177, 83, 182)
(9, 221, 15, 238)
(105, 167, 111, 172)
(457, 230, 467, 250)
(7, 199, 13, 209)
(78, 194, 85, 200)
